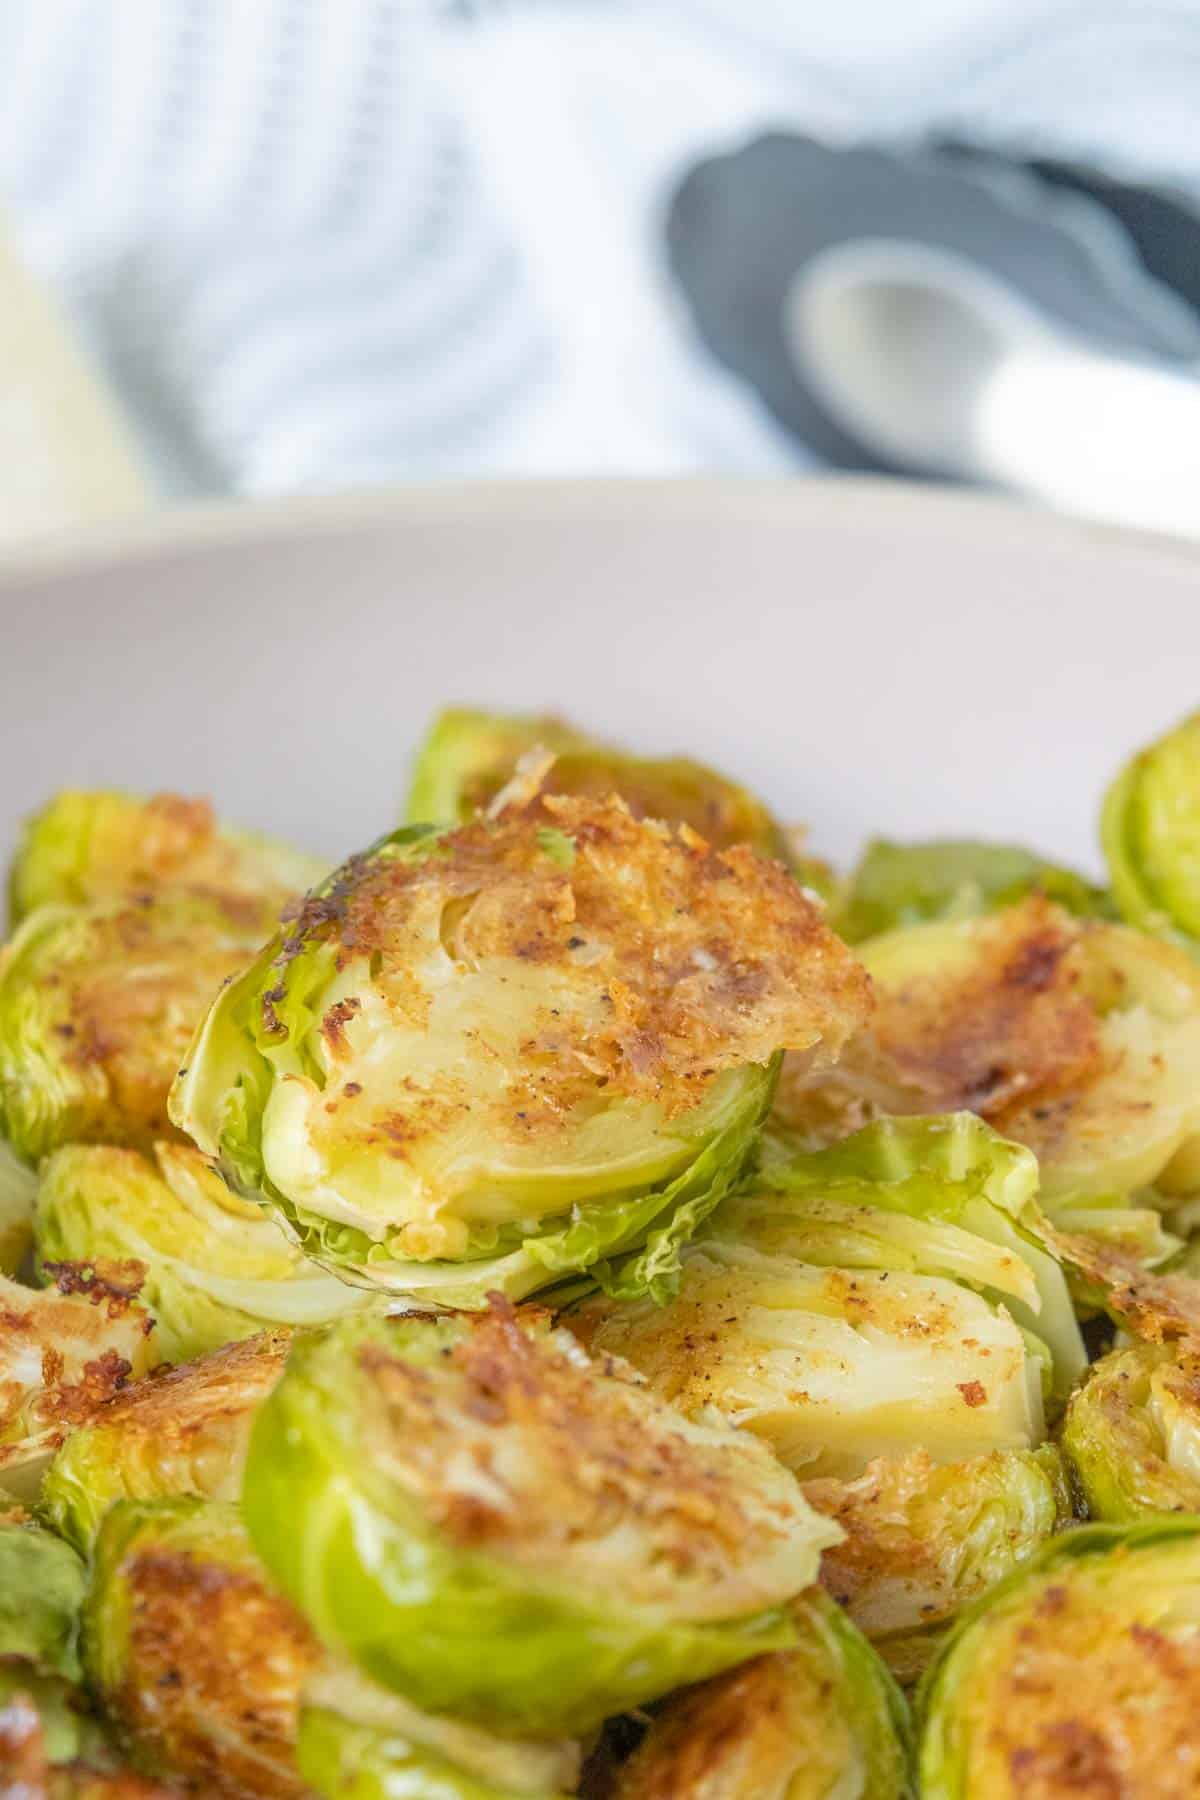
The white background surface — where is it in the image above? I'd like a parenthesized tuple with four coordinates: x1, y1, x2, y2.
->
(2, 478, 1196, 875)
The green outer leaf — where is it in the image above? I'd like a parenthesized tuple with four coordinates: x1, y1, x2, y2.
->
(0, 1520, 85, 1680)
(405, 709, 590, 826)
(298, 1709, 570, 1800)
(916, 1517, 1200, 1797)
(837, 837, 1113, 943)
(0, 1136, 36, 1275)
(242, 1320, 802, 1737)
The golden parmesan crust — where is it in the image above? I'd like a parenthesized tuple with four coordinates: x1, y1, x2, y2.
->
(845, 900, 1099, 1123)
(953, 1557, 1200, 1799)
(360, 1302, 817, 1619)
(0, 1266, 153, 1467)
(80, 1332, 291, 1440)
(113, 1541, 317, 1799)
(284, 794, 869, 1124)
(611, 1645, 853, 1800)
(44, 903, 256, 1151)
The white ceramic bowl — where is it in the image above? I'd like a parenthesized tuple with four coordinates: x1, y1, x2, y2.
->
(1, 477, 1195, 874)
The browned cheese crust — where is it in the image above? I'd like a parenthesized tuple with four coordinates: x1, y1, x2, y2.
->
(1, 1264, 152, 1458)
(75, 1331, 290, 1479)
(45, 901, 259, 1150)
(279, 794, 869, 1131)
(112, 1539, 317, 1799)
(956, 1563, 1200, 1799)
(0, 1688, 180, 1800)
(358, 1301, 809, 1615)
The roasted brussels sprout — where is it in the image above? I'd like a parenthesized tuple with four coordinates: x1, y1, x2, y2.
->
(9, 790, 325, 929)
(836, 837, 1111, 943)
(1061, 1338, 1200, 1520)
(40, 1330, 289, 1554)
(173, 795, 868, 1306)
(0, 1266, 155, 1501)
(609, 1589, 913, 1799)
(777, 898, 1200, 1204)
(297, 1660, 582, 1800)
(1102, 709, 1200, 952)
(0, 895, 277, 1166)
(0, 1698, 178, 1800)
(917, 1519, 1200, 1797)
(806, 1446, 1072, 1684)
(573, 1113, 1085, 1465)
(243, 1305, 838, 1735)
(34, 1143, 370, 1365)
(406, 707, 794, 862)
(82, 1498, 318, 1798)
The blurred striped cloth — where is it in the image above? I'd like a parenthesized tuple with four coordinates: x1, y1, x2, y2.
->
(1, 0, 1199, 496)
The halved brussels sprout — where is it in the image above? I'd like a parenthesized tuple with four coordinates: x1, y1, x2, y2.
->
(1102, 708, 1200, 951)
(0, 895, 277, 1166)
(173, 795, 868, 1306)
(1061, 1339, 1200, 1520)
(570, 1241, 1046, 1481)
(298, 1661, 582, 1800)
(406, 707, 793, 860)
(243, 1306, 839, 1735)
(9, 788, 325, 926)
(777, 898, 1200, 1204)
(836, 837, 1111, 944)
(34, 1143, 370, 1365)
(806, 1446, 1072, 1685)
(917, 1519, 1200, 1797)
(610, 1589, 913, 1799)
(0, 1265, 156, 1502)
(40, 1329, 289, 1554)
(573, 1114, 1088, 1465)
(82, 1497, 318, 1798)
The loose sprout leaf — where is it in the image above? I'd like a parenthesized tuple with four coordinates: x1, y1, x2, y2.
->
(34, 1143, 371, 1366)
(8, 789, 325, 927)
(172, 793, 868, 1306)
(611, 1588, 915, 1799)
(0, 1137, 36, 1276)
(243, 1305, 838, 1736)
(0, 895, 279, 1166)
(776, 899, 1200, 1207)
(82, 1498, 318, 1798)
(40, 1329, 290, 1555)
(1102, 709, 1200, 951)
(917, 1519, 1200, 1798)
(0, 1519, 86, 1680)
(299, 1661, 582, 1800)
(804, 1446, 1073, 1685)
(837, 836, 1112, 943)
(0, 1267, 156, 1503)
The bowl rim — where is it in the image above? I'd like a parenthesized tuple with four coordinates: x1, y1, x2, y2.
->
(0, 473, 1195, 586)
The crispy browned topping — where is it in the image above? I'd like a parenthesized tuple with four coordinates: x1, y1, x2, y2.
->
(1040, 1218, 1200, 1349)
(611, 1656, 799, 1798)
(0, 1271, 154, 1466)
(114, 1538, 317, 1799)
(281, 795, 869, 1125)
(963, 1553, 1200, 1798)
(77, 1331, 289, 1467)
(43, 1260, 148, 1319)
(866, 900, 1101, 1120)
(359, 1299, 808, 1615)
(47, 902, 256, 1151)
(0, 1687, 45, 1795)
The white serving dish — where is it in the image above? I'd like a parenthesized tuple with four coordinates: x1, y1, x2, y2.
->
(1, 477, 1196, 873)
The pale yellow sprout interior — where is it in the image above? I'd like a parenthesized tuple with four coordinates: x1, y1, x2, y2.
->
(572, 1243, 1042, 1481)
